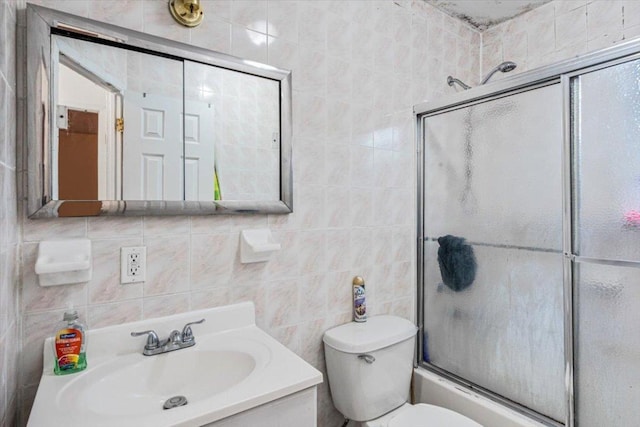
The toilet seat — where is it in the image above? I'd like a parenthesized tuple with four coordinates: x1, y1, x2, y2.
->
(386, 403, 482, 427)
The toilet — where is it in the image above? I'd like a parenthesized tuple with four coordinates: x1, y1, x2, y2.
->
(323, 315, 482, 427)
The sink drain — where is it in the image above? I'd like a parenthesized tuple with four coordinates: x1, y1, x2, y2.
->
(163, 395, 188, 410)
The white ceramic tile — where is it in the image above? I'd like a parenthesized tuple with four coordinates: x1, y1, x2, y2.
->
(267, 0, 298, 42)
(501, 30, 528, 65)
(264, 278, 299, 328)
(298, 230, 326, 275)
(143, 216, 190, 236)
(392, 226, 413, 263)
(27, 0, 89, 16)
(525, 7, 556, 59)
(624, 24, 640, 41)
(325, 229, 351, 271)
(324, 187, 350, 229)
(296, 185, 326, 230)
(371, 262, 394, 303)
(88, 0, 144, 31)
(189, 287, 230, 311)
(295, 138, 325, 186)
(350, 188, 373, 227)
(142, 293, 190, 319)
(297, 48, 327, 95)
(23, 218, 87, 242)
(325, 270, 352, 315)
(231, 0, 267, 34)
(87, 299, 142, 329)
(350, 227, 373, 268)
(190, 233, 236, 289)
(231, 24, 268, 63)
(230, 282, 266, 326)
(230, 254, 268, 286)
(190, 215, 234, 234)
(297, 1, 326, 47)
(392, 261, 413, 298)
(326, 15, 352, 60)
(88, 217, 142, 239)
(555, 0, 587, 15)
(143, 235, 189, 296)
(201, 0, 232, 22)
(326, 98, 351, 139)
(555, 6, 587, 50)
(293, 92, 326, 138)
(624, 0, 640, 29)
(349, 145, 374, 188)
(191, 17, 232, 54)
(267, 35, 299, 70)
(266, 229, 300, 279)
(587, 31, 624, 51)
(297, 317, 326, 367)
(587, 0, 624, 41)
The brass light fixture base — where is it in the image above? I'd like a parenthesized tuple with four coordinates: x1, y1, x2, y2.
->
(169, 0, 204, 28)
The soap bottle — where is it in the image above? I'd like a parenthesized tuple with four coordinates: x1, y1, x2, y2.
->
(353, 276, 367, 322)
(53, 308, 87, 375)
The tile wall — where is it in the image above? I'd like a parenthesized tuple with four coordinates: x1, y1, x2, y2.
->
(0, 0, 20, 425)
(480, 0, 640, 79)
(12, 1, 481, 425)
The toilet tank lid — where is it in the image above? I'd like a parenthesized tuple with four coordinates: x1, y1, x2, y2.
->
(323, 315, 417, 353)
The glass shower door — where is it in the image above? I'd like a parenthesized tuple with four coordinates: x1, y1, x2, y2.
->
(422, 84, 565, 422)
(573, 58, 640, 427)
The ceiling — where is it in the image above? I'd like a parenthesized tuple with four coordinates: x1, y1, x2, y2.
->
(425, 0, 553, 30)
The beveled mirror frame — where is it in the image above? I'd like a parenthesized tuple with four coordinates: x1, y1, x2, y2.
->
(26, 4, 293, 218)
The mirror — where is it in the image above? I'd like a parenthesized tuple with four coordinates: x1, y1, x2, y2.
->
(26, 5, 292, 218)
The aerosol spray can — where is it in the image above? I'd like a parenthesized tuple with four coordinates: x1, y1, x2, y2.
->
(352, 276, 367, 322)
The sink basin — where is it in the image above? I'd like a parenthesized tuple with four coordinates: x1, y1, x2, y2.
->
(60, 350, 256, 418)
(28, 302, 322, 427)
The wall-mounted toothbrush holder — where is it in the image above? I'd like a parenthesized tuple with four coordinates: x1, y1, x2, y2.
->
(240, 229, 281, 264)
(35, 239, 92, 287)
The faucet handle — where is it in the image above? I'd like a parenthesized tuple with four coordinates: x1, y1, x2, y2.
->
(181, 319, 205, 343)
(131, 330, 160, 350)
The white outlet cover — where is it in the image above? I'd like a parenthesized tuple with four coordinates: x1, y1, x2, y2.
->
(120, 246, 146, 284)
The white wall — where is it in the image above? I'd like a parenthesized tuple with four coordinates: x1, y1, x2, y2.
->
(13, 1, 482, 426)
(0, 0, 21, 425)
(480, 0, 640, 79)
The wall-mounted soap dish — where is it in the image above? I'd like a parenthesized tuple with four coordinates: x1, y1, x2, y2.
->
(240, 229, 281, 264)
(35, 239, 92, 286)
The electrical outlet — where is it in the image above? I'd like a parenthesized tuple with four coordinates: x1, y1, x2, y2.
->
(120, 246, 146, 284)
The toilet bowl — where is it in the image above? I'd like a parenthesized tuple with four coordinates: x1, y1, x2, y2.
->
(323, 315, 482, 427)
(363, 403, 482, 427)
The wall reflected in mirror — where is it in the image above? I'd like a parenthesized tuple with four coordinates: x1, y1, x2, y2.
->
(53, 34, 280, 204)
(184, 61, 280, 202)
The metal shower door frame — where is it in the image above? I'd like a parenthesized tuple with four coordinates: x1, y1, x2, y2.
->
(415, 38, 640, 427)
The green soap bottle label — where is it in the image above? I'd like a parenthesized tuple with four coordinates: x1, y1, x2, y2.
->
(54, 328, 87, 375)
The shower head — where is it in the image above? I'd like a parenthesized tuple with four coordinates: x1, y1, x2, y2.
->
(480, 61, 517, 85)
(447, 75, 471, 90)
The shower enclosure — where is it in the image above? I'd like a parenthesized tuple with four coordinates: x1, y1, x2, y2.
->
(416, 40, 640, 427)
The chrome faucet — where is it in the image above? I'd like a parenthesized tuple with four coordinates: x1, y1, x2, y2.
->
(131, 319, 205, 356)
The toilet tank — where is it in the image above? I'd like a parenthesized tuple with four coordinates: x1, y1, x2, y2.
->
(323, 316, 418, 422)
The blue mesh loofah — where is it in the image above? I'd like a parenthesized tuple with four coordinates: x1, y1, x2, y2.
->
(437, 235, 477, 292)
